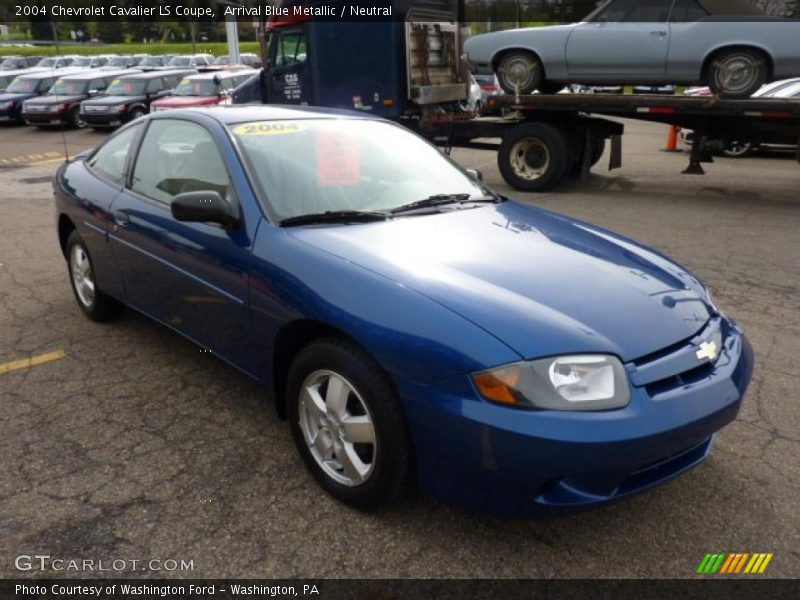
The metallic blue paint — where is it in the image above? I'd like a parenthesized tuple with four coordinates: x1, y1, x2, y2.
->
(54, 106, 753, 516)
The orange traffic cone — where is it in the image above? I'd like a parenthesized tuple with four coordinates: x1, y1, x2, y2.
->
(662, 125, 682, 153)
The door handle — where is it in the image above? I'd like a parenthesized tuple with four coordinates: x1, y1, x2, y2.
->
(110, 210, 129, 227)
(650, 30, 667, 36)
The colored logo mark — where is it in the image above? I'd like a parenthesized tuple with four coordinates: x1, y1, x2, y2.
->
(696, 553, 774, 574)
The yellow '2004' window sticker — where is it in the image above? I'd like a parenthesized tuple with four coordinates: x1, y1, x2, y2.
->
(232, 122, 307, 136)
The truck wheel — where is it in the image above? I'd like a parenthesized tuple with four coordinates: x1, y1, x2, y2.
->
(708, 49, 767, 99)
(496, 51, 542, 95)
(568, 137, 606, 178)
(498, 123, 570, 192)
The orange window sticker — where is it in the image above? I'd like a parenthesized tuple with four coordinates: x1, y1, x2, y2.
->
(315, 130, 361, 186)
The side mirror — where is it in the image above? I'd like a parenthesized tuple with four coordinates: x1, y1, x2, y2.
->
(171, 191, 237, 228)
(466, 168, 483, 181)
(88, 89, 101, 96)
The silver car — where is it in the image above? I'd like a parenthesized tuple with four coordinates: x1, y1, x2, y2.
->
(464, 0, 800, 99)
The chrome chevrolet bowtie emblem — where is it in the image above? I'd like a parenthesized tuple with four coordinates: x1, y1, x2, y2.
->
(696, 340, 718, 362)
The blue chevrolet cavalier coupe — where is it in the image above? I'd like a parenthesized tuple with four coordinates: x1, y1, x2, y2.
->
(54, 106, 753, 516)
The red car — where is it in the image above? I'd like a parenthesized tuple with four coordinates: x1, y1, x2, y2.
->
(150, 70, 256, 111)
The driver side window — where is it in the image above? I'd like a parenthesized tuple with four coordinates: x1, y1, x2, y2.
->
(275, 31, 307, 66)
(598, 0, 672, 22)
(131, 120, 230, 205)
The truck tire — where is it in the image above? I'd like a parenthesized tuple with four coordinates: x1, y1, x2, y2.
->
(707, 49, 767, 99)
(569, 137, 606, 177)
(496, 51, 543, 95)
(498, 123, 571, 192)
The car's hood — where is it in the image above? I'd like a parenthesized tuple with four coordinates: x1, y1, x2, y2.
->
(152, 96, 218, 108)
(288, 202, 712, 362)
(0, 92, 34, 102)
(83, 95, 143, 106)
(27, 94, 85, 105)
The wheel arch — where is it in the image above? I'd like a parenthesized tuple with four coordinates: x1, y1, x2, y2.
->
(702, 44, 774, 81)
(271, 319, 380, 420)
(58, 213, 76, 259)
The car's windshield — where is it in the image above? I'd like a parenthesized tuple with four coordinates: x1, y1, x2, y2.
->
(0, 58, 21, 70)
(214, 56, 229, 65)
(105, 79, 146, 96)
(7, 78, 38, 93)
(72, 57, 91, 67)
(139, 56, 163, 66)
(49, 79, 87, 95)
(231, 119, 490, 222)
(174, 78, 219, 96)
(169, 57, 192, 67)
(107, 57, 131, 67)
(36, 58, 57, 68)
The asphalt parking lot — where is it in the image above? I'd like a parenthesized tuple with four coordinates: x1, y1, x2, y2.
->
(1, 119, 798, 579)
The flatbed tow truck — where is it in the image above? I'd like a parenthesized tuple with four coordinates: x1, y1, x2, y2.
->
(235, 0, 800, 192)
(426, 91, 800, 191)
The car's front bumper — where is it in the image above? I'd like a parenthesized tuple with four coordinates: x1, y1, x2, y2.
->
(395, 318, 753, 517)
(23, 110, 67, 125)
(81, 112, 124, 127)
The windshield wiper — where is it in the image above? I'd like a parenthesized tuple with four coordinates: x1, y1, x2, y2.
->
(390, 193, 501, 215)
(279, 210, 390, 227)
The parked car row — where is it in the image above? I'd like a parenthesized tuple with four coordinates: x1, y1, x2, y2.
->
(0, 54, 259, 129)
(0, 51, 261, 82)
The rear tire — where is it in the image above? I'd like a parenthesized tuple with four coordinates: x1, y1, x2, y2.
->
(498, 122, 571, 192)
(286, 337, 414, 511)
(707, 49, 767, 99)
(129, 107, 146, 121)
(496, 51, 543, 95)
(66, 230, 123, 321)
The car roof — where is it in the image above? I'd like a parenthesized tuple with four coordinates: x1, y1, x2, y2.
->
(182, 69, 256, 81)
(58, 69, 138, 80)
(116, 69, 195, 80)
(163, 105, 376, 124)
(18, 67, 84, 80)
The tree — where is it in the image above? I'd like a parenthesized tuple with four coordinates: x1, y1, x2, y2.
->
(95, 21, 125, 44)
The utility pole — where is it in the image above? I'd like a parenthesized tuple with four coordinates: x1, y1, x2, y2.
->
(217, 0, 242, 65)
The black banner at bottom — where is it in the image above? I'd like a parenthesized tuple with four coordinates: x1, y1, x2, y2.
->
(2, 579, 799, 600)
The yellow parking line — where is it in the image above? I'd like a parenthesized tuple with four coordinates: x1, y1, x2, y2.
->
(0, 350, 67, 374)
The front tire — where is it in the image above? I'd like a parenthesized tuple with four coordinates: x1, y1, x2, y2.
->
(66, 230, 123, 321)
(722, 141, 754, 158)
(129, 107, 146, 121)
(498, 122, 571, 192)
(68, 107, 86, 129)
(286, 338, 414, 511)
(496, 51, 543, 95)
(708, 49, 767, 99)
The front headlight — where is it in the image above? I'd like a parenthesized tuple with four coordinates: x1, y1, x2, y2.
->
(472, 354, 630, 411)
(0, 101, 13, 110)
(113, 105, 127, 112)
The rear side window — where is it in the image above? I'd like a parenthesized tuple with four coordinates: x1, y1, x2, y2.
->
(670, 0, 709, 22)
(87, 124, 142, 185)
(89, 78, 107, 92)
(146, 78, 164, 93)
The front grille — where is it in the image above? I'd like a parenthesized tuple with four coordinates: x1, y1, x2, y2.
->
(83, 105, 109, 113)
(629, 317, 728, 398)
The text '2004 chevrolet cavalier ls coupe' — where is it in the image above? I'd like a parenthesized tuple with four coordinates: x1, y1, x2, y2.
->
(464, 0, 800, 99)
(54, 106, 753, 516)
